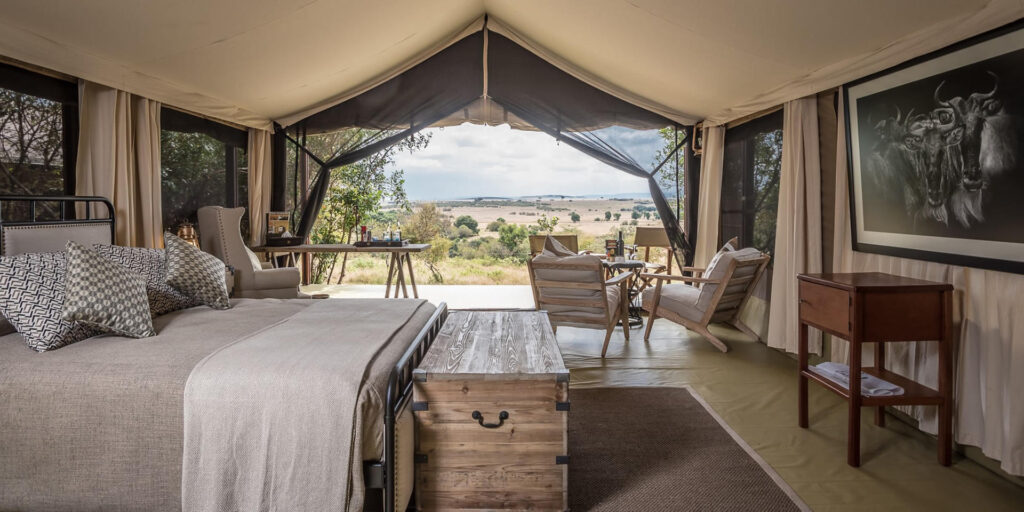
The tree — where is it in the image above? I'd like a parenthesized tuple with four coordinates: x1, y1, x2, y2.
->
(536, 214, 559, 233)
(453, 215, 478, 233)
(604, 211, 612, 221)
(644, 211, 651, 220)
(0, 90, 65, 209)
(404, 202, 451, 243)
(498, 223, 528, 253)
(653, 126, 685, 224)
(631, 211, 641, 220)
(570, 211, 580, 223)
(304, 129, 431, 283)
(485, 219, 506, 232)
(613, 212, 621, 221)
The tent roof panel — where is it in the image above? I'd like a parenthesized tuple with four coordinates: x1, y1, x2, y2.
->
(0, 0, 1015, 129)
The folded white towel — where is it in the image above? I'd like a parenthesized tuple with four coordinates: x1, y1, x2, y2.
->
(811, 362, 905, 397)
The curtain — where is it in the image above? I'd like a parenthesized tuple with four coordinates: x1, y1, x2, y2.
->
(832, 89, 1024, 476)
(247, 128, 273, 246)
(693, 125, 726, 267)
(75, 81, 163, 247)
(289, 27, 694, 265)
(767, 97, 822, 354)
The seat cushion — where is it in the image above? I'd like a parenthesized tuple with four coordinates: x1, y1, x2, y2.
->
(642, 283, 704, 323)
(545, 284, 620, 325)
(696, 247, 763, 313)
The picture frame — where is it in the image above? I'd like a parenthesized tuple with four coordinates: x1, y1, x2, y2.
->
(844, 20, 1024, 275)
(265, 211, 291, 239)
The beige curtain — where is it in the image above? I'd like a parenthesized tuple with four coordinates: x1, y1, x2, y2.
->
(832, 89, 1024, 476)
(767, 97, 822, 354)
(693, 125, 726, 267)
(76, 81, 163, 248)
(247, 128, 273, 246)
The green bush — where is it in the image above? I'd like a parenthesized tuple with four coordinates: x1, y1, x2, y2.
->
(486, 219, 506, 232)
(454, 215, 478, 233)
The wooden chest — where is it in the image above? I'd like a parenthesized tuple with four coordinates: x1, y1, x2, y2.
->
(412, 310, 569, 511)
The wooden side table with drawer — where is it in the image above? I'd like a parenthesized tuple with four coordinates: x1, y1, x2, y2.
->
(797, 272, 954, 467)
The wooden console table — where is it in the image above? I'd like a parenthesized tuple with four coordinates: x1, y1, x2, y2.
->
(251, 243, 430, 298)
(797, 272, 953, 467)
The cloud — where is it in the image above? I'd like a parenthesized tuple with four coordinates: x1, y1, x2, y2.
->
(390, 124, 665, 200)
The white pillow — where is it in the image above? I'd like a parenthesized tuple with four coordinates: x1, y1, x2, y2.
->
(542, 236, 576, 258)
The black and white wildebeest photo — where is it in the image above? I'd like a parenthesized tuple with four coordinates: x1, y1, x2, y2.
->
(846, 22, 1024, 274)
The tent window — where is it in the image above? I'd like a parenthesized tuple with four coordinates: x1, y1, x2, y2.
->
(0, 62, 77, 221)
(160, 107, 248, 238)
(720, 110, 783, 257)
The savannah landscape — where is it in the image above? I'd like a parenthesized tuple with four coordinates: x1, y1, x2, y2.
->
(319, 196, 668, 286)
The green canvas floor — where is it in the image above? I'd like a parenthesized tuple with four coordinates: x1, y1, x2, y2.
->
(555, 319, 1024, 512)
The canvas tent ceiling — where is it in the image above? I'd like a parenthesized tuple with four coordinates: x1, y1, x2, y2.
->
(0, 0, 1019, 130)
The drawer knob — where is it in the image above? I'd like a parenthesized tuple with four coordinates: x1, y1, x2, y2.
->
(472, 410, 509, 429)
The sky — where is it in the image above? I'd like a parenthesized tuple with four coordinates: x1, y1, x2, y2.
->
(387, 124, 668, 200)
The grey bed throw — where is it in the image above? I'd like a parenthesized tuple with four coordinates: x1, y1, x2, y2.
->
(182, 298, 430, 512)
(0, 297, 434, 512)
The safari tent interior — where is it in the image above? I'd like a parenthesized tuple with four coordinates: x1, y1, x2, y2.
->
(1, 1, 1023, 511)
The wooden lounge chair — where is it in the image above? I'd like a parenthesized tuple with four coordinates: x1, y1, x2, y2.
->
(630, 226, 675, 293)
(528, 252, 632, 357)
(641, 247, 769, 352)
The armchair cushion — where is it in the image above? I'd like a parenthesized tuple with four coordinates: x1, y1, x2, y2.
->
(642, 283, 703, 323)
(542, 235, 577, 257)
(253, 266, 302, 290)
(545, 284, 621, 324)
(696, 247, 763, 313)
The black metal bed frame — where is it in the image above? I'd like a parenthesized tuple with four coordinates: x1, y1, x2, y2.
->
(364, 302, 448, 512)
(0, 195, 116, 249)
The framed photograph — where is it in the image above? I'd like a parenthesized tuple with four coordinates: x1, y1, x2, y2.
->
(265, 212, 291, 238)
(691, 122, 704, 156)
(844, 21, 1024, 274)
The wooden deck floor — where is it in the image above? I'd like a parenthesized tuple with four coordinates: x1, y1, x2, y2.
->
(305, 284, 1024, 511)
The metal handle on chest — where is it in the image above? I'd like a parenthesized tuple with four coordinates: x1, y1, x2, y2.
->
(472, 410, 509, 429)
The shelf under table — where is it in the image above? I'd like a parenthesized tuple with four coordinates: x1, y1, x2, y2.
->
(802, 366, 943, 407)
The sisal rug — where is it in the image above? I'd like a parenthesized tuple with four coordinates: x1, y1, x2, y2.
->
(569, 387, 808, 511)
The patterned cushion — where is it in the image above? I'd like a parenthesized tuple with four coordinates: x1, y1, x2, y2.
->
(92, 244, 198, 316)
(164, 232, 231, 310)
(0, 251, 99, 352)
(62, 241, 155, 338)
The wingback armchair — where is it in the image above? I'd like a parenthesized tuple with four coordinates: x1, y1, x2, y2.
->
(196, 206, 301, 299)
(528, 251, 631, 357)
(641, 246, 769, 352)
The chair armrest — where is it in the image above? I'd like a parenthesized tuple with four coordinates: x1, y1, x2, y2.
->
(640, 273, 720, 284)
(605, 272, 632, 286)
(253, 267, 301, 289)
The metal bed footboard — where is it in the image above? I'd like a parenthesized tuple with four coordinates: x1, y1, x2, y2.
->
(365, 302, 448, 512)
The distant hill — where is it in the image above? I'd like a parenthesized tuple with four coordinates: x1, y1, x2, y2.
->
(419, 192, 654, 201)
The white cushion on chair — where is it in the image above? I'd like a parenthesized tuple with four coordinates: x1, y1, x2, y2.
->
(696, 247, 763, 313)
(642, 284, 703, 323)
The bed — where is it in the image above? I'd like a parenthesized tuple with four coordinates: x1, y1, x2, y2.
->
(0, 196, 445, 512)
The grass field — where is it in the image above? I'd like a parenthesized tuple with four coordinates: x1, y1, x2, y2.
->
(322, 197, 673, 286)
